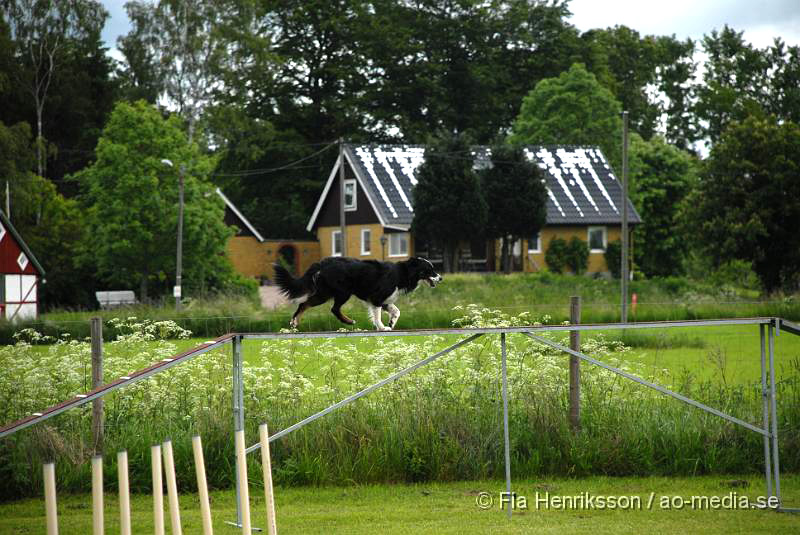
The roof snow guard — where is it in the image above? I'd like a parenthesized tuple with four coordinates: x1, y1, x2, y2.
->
(332, 144, 641, 228)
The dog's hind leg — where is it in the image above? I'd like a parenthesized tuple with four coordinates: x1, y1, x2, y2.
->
(331, 295, 355, 325)
(382, 304, 400, 329)
(290, 303, 308, 328)
(289, 293, 327, 328)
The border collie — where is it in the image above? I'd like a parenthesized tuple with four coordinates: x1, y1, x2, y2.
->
(273, 256, 442, 330)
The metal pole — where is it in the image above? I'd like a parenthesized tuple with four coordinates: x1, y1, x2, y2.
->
(90, 317, 103, 454)
(228, 336, 261, 531)
(501, 333, 512, 519)
(339, 139, 347, 257)
(569, 297, 581, 431)
(768, 323, 781, 505)
(760, 324, 773, 498)
(621, 111, 629, 323)
(233, 335, 243, 526)
(175, 164, 185, 311)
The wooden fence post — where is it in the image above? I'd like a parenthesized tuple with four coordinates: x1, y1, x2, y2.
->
(90, 317, 104, 454)
(569, 296, 581, 431)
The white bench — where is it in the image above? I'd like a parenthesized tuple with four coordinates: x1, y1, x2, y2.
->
(96, 290, 138, 308)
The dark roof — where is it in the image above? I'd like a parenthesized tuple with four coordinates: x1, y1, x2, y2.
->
(308, 144, 641, 230)
(0, 209, 46, 276)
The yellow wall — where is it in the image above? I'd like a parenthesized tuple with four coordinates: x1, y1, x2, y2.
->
(226, 236, 321, 280)
(317, 224, 413, 262)
(520, 225, 625, 274)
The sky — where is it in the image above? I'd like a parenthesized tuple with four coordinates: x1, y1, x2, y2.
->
(100, 0, 800, 54)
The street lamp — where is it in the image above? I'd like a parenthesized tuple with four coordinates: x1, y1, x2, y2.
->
(161, 158, 185, 311)
(380, 234, 387, 261)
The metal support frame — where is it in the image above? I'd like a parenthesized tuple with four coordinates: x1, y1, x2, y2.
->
(227, 335, 262, 531)
(501, 333, 512, 519)
(2, 316, 798, 516)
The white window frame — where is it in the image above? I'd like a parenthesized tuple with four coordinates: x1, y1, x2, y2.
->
(331, 230, 343, 257)
(527, 232, 541, 253)
(343, 179, 357, 211)
(361, 228, 372, 256)
(388, 232, 410, 257)
(588, 226, 607, 253)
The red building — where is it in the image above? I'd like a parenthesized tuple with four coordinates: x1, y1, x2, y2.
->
(0, 211, 45, 321)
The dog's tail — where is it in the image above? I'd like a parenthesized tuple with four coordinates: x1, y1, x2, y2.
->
(273, 263, 320, 302)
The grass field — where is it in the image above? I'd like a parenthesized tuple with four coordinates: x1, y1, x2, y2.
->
(2, 274, 799, 504)
(1, 475, 798, 534)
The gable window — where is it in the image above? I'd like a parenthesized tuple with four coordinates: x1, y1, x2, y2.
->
(343, 179, 357, 211)
(389, 232, 409, 257)
(527, 232, 541, 253)
(361, 228, 372, 256)
(332, 230, 343, 256)
(588, 226, 607, 252)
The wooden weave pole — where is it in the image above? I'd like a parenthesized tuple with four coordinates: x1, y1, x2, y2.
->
(259, 423, 278, 535)
(162, 440, 183, 535)
(117, 450, 131, 535)
(91, 455, 103, 535)
(192, 435, 214, 535)
(152, 444, 165, 535)
(234, 429, 252, 534)
(43, 462, 58, 535)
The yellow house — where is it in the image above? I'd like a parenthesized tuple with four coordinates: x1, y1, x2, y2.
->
(217, 189, 320, 281)
(306, 144, 641, 276)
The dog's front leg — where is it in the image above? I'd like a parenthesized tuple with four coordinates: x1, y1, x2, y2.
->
(369, 305, 391, 331)
(383, 304, 400, 329)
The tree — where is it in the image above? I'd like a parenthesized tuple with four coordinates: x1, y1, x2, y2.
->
(0, 119, 90, 308)
(694, 26, 772, 146)
(510, 63, 624, 171)
(480, 143, 547, 273)
(628, 135, 698, 277)
(1, 0, 107, 180)
(120, 0, 241, 143)
(72, 100, 236, 300)
(412, 133, 487, 273)
(688, 116, 800, 292)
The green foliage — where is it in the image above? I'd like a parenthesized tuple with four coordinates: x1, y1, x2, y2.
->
(412, 133, 487, 272)
(480, 143, 547, 273)
(510, 63, 624, 170)
(72, 100, 237, 300)
(1, 0, 114, 184)
(604, 240, 622, 279)
(544, 237, 569, 274)
(628, 135, 698, 277)
(565, 236, 589, 275)
(688, 115, 800, 292)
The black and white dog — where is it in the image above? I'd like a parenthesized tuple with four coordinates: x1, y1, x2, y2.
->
(273, 256, 442, 330)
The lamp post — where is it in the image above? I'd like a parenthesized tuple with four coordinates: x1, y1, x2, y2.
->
(161, 159, 185, 311)
(380, 234, 387, 261)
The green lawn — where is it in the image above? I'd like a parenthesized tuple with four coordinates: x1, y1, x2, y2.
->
(1, 475, 798, 534)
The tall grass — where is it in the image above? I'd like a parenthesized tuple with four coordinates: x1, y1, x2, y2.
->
(1, 309, 798, 500)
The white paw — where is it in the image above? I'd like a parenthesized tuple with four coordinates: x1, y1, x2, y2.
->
(378, 325, 392, 331)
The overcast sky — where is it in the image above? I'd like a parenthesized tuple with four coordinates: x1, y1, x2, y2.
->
(100, 0, 800, 55)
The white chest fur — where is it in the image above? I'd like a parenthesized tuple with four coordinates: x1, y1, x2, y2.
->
(382, 288, 400, 305)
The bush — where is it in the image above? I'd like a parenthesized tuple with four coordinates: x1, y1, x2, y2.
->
(566, 237, 589, 275)
(545, 237, 569, 273)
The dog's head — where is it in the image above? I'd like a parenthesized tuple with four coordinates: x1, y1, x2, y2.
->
(406, 257, 442, 288)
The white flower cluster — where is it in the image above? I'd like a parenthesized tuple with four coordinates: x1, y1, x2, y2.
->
(0, 310, 658, 437)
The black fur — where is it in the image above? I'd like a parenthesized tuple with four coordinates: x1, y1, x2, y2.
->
(273, 256, 441, 330)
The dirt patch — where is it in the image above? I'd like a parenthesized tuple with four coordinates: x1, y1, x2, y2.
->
(259, 285, 288, 310)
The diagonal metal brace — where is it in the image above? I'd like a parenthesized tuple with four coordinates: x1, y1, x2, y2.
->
(245, 333, 484, 454)
(523, 332, 770, 437)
